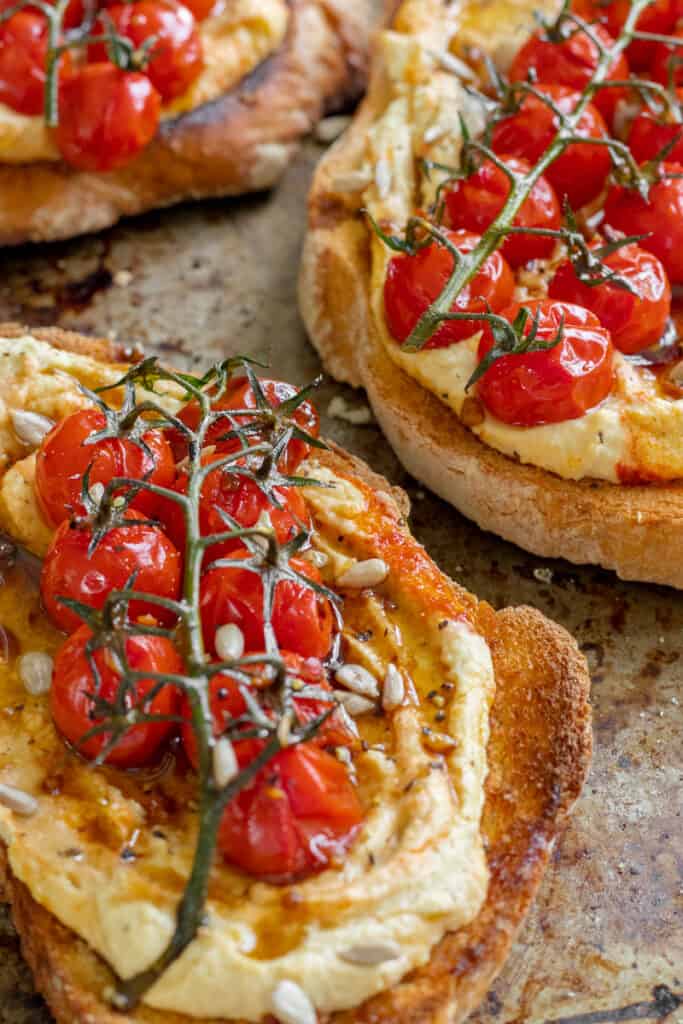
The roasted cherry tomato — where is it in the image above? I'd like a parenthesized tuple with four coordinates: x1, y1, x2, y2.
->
(170, 0, 214, 20)
(218, 742, 362, 881)
(443, 157, 561, 268)
(605, 0, 676, 69)
(603, 162, 683, 284)
(35, 408, 175, 527)
(491, 85, 611, 210)
(476, 299, 615, 426)
(181, 653, 354, 769)
(173, 376, 320, 474)
(549, 242, 671, 354)
(56, 63, 160, 172)
(51, 624, 181, 767)
(383, 229, 515, 348)
(508, 22, 630, 128)
(0, 11, 71, 116)
(90, 1, 203, 102)
(158, 453, 309, 559)
(650, 30, 683, 88)
(628, 89, 683, 164)
(200, 549, 334, 661)
(41, 509, 181, 633)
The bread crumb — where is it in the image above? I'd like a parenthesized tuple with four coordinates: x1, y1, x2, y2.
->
(113, 270, 133, 287)
(328, 396, 374, 426)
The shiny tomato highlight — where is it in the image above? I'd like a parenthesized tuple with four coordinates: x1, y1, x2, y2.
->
(476, 299, 615, 426)
(0, 12, 70, 116)
(383, 229, 514, 347)
(628, 90, 683, 165)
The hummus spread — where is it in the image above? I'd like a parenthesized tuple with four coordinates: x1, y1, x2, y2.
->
(0, 333, 493, 1020)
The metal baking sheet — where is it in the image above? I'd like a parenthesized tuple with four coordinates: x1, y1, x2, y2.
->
(0, 141, 681, 1024)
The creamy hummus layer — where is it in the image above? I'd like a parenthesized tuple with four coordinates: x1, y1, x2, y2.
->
(358, 0, 683, 484)
(0, 333, 493, 1020)
(0, 0, 289, 164)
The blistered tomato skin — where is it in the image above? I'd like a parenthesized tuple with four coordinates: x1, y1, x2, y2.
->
(476, 300, 615, 427)
(491, 85, 611, 211)
(89, 1, 203, 102)
(56, 64, 161, 172)
(35, 408, 175, 527)
(603, 163, 683, 285)
(549, 243, 671, 354)
(628, 90, 683, 165)
(41, 510, 182, 633)
(508, 23, 629, 128)
(51, 625, 181, 767)
(444, 157, 561, 268)
(383, 229, 515, 348)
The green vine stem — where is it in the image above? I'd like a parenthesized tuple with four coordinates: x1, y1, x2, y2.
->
(397, 0, 678, 353)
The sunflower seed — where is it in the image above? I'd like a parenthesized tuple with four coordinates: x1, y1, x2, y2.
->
(214, 623, 245, 662)
(18, 652, 53, 696)
(270, 980, 317, 1024)
(382, 665, 405, 711)
(335, 663, 379, 699)
(337, 558, 388, 589)
(213, 737, 238, 788)
(331, 168, 373, 193)
(315, 114, 352, 143)
(0, 783, 38, 816)
(10, 409, 54, 448)
(334, 690, 376, 717)
(338, 942, 401, 966)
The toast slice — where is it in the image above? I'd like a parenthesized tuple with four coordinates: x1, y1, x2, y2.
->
(0, 0, 372, 246)
(299, 0, 683, 591)
(0, 325, 591, 1024)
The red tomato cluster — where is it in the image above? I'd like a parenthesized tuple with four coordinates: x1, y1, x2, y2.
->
(383, 1, 683, 427)
(0, 0, 208, 171)
(36, 376, 362, 880)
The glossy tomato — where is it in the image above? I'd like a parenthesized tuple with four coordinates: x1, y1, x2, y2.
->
(90, 1, 203, 102)
(51, 625, 181, 767)
(443, 157, 561, 268)
(35, 407, 175, 527)
(549, 242, 671, 353)
(491, 85, 611, 210)
(476, 299, 615, 426)
(603, 162, 683, 284)
(218, 742, 362, 881)
(628, 89, 683, 165)
(650, 30, 683, 88)
(603, 0, 676, 68)
(508, 22, 630, 128)
(170, 0, 214, 20)
(41, 509, 181, 633)
(173, 376, 320, 474)
(0, 11, 71, 116)
(200, 550, 334, 661)
(158, 453, 309, 559)
(56, 63, 160, 172)
(383, 229, 514, 348)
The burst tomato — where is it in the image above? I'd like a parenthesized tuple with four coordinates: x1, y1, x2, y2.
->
(650, 30, 683, 88)
(218, 742, 362, 881)
(383, 229, 514, 348)
(549, 242, 671, 354)
(0, 11, 71, 116)
(443, 157, 561, 268)
(476, 299, 615, 426)
(200, 550, 334, 661)
(41, 510, 181, 633)
(35, 408, 175, 527)
(51, 625, 181, 767)
(56, 63, 160, 172)
(603, 162, 683, 284)
(173, 376, 320, 474)
(491, 85, 611, 210)
(508, 22, 630, 128)
(628, 89, 683, 164)
(89, 1, 203, 102)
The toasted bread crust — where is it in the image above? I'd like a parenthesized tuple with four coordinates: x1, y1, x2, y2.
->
(0, 326, 591, 1024)
(298, 12, 683, 590)
(0, 0, 371, 246)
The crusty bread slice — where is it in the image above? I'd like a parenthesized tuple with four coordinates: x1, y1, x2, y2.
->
(299, 6, 683, 591)
(0, 0, 372, 246)
(0, 325, 591, 1024)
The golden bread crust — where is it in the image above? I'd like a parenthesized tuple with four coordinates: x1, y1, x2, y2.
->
(0, 0, 371, 245)
(298, 5, 683, 589)
(0, 326, 591, 1024)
